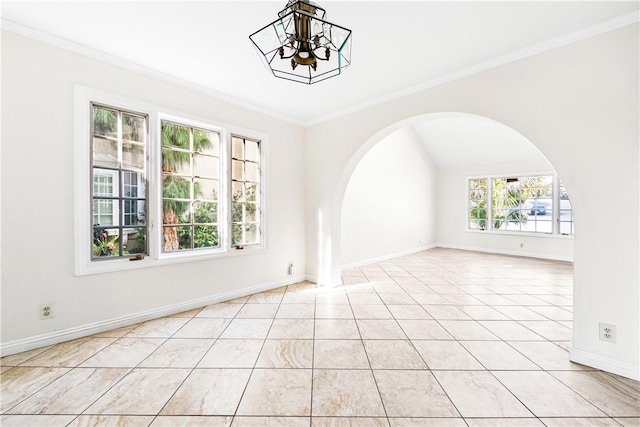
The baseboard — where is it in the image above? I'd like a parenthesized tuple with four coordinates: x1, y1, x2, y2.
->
(341, 244, 437, 270)
(436, 243, 573, 263)
(0, 274, 307, 357)
(569, 346, 640, 381)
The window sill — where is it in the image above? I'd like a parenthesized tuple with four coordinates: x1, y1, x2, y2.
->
(465, 229, 574, 239)
(75, 245, 267, 276)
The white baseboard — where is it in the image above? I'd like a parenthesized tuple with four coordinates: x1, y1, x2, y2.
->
(341, 244, 437, 270)
(436, 243, 573, 263)
(0, 274, 307, 357)
(570, 346, 640, 381)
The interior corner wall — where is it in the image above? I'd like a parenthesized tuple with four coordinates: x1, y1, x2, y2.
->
(305, 23, 639, 379)
(0, 31, 306, 352)
(340, 128, 437, 268)
(436, 159, 574, 262)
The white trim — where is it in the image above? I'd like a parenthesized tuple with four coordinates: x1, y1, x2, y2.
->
(4, 12, 638, 127)
(569, 346, 640, 381)
(341, 244, 437, 271)
(0, 274, 306, 358)
(436, 243, 573, 263)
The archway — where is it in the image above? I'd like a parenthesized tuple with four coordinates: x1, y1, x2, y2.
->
(335, 112, 574, 272)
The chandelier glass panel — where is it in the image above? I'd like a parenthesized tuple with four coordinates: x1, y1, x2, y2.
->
(249, 0, 352, 84)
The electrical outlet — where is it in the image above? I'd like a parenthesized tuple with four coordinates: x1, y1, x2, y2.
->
(40, 304, 53, 320)
(599, 323, 616, 343)
(288, 261, 296, 276)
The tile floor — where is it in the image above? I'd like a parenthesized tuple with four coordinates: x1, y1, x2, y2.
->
(1, 248, 639, 427)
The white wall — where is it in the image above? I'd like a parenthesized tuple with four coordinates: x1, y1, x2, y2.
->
(305, 24, 639, 379)
(341, 128, 437, 267)
(0, 32, 306, 352)
(437, 159, 574, 261)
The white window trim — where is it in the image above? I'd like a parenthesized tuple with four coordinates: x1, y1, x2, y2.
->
(74, 85, 268, 276)
(464, 171, 574, 239)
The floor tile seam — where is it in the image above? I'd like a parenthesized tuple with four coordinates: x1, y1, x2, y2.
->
(0, 347, 52, 368)
(499, 340, 551, 371)
(487, 369, 586, 420)
(149, 296, 254, 419)
(308, 282, 317, 427)
(602, 372, 640, 394)
(345, 285, 391, 420)
(229, 292, 283, 420)
(0, 366, 75, 416)
(512, 318, 572, 341)
(74, 366, 139, 418)
(544, 371, 638, 417)
(3, 360, 134, 416)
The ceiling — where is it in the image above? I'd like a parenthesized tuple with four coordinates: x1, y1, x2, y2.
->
(2, 1, 638, 127)
(409, 115, 545, 168)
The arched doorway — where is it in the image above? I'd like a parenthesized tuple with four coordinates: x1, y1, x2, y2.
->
(337, 112, 574, 271)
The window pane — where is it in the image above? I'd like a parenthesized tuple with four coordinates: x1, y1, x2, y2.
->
(232, 223, 243, 246)
(194, 225, 218, 248)
(194, 178, 218, 201)
(122, 142, 145, 170)
(246, 183, 258, 202)
(162, 122, 190, 149)
(162, 175, 191, 199)
(162, 149, 190, 176)
(125, 227, 146, 254)
(92, 106, 118, 139)
(232, 137, 245, 159)
(245, 162, 259, 182)
(194, 154, 219, 179)
(232, 160, 244, 181)
(244, 224, 260, 244)
(232, 181, 245, 203)
(122, 113, 145, 142)
(93, 228, 121, 258)
(193, 201, 217, 224)
(195, 129, 220, 156)
(93, 137, 118, 168)
(245, 204, 259, 222)
(245, 140, 260, 162)
(163, 200, 191, 225)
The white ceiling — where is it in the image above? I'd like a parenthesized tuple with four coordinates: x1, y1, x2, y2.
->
(2, 1, 638, 127)
(409, 115, 546, 168)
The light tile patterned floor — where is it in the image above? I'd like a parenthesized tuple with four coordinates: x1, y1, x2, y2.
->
(2, 249, 639, 427)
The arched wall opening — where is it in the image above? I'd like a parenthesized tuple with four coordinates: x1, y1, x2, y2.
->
(338, 112, 574, 270)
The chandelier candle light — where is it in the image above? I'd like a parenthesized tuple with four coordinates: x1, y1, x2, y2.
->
(249, 0, 352, 84)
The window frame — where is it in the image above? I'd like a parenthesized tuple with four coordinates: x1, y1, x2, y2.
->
(74, 86, 268, 276)
(465, 171, 573, 238)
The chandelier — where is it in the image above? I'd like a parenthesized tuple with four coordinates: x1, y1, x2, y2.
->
(249, 0, 352, 85)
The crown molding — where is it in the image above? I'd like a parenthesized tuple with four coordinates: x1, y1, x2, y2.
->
(2, 10, 638, 128)
(0, 18, 306, 127)
(304, 10, 640, 126)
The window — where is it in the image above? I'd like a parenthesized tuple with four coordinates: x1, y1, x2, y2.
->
(91, 104, 148, 259)
(559, 180, 574, 235)
(75, 87, 266, 275)
(231, 136, 262, 247)
(468, 178, 487, 230)
(161, 121, 221, 252)
(467, 173, 572, 236)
